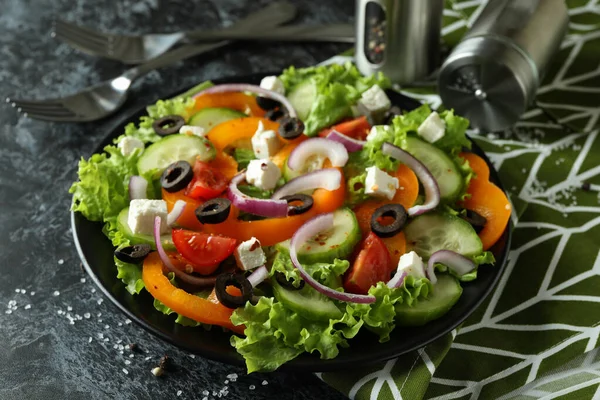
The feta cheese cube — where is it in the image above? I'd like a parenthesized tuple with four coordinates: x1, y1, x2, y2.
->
(417, 111, 446, 143)
(234, 237, 267, 271)
(259, 76, 285, 95)
(397, 251, 427, 279)
(118, 137, 144, 157)
(251, 121, 282, 159)
(365, 166, 399, 200)
(179, 125, 206, 137)
(366, 125, 391, 142)
(127, 199, 169, 235)
(357, 85, 391, 122)
(246, 159, 281, 191)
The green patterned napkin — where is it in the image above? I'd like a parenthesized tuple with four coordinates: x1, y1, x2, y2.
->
(322, 0, 600, 398)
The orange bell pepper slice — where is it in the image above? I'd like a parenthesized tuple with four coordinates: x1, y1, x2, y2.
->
(142, 252, 244, 334)
(318, 116, 372, 140)
(458, 152, 511, 250)
(192, 92, 265, 117)
(206, 117, 280, 151)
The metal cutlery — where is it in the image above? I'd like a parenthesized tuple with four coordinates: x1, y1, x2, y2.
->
(6, 1, 297, 122)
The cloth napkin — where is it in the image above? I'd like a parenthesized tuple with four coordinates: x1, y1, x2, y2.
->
(321, 0, 600, 398)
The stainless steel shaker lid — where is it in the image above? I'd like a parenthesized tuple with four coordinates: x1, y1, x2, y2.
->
(438, 36, 539, 132)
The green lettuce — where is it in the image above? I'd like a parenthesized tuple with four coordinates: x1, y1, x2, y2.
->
(279, 63, 390, 136)
(269, 251, 350, 289)
(232, 148, 255, 169)
(231, 275, 432, 373)
(115, 258, 145, 295)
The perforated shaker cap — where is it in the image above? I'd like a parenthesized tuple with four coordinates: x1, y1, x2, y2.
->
(438, 37, 539, 132)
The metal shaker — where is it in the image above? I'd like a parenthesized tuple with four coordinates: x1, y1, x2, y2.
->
(438, 0, 569, 132)
(355, 0, 445, 84)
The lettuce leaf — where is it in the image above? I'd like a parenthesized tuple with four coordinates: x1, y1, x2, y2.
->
(269, 251, 349, 289)
(115, 258, 145, 295)
(233, 148, 255, 169)
(279, 63, 390, 136)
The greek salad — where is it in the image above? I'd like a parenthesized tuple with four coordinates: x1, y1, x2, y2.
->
(70, 63, 511, 372)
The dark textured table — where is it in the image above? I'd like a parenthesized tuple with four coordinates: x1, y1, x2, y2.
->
(0, 1, 352, 398)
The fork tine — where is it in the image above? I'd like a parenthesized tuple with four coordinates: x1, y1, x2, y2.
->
(10, 99, 77, 116)
(53, 31, 109, 54)
(15, 105, 76, 117)
(54, 20, 110, 45)
(18, 110, 82, 122)
(10, 98, 66, 108)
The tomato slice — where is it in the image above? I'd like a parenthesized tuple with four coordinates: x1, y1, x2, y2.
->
(318, 116, 372, 140)
(185, 161, 229, 200)
(171, 229, 237, 275)
(344, 232, 394, 295)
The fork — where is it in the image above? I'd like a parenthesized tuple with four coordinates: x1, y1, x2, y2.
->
(54, 20, 355, 65)
(6, 2, 297, 123)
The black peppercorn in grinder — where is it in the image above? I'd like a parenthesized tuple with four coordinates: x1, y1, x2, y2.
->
(355, 0, 445, 84)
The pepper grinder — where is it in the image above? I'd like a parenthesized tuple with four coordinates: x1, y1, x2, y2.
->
(355, 0, 445, 84)
(438, 0, 569, 132)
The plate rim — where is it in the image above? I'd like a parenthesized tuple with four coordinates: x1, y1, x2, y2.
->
(71, 71, 512, 372)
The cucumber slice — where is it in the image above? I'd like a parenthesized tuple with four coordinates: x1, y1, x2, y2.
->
(188, 107, 246, 132)
(404, 212, 482, 259)
(117, 207, 175, 251)
(395, 274, 462, 326)
(287, 80, 316, 121)
(282, 153, 325, 182)
(137, 134, 215, 176)
(276, 208, 361, 263)
(272, 280, 342, 321)
(405, 136, 464, 201)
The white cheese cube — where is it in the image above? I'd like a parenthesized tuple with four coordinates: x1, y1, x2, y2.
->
(417, 111, 446, 143)
(179, 125, 206, 137)
(234, 237, 267, 271)
(358, 85, 391, 116)
(365, 166, 399, 200)
(366, 125, 391, 142)
(127, 199, 169, 235)
(251, 121, 282, 159)
(118, 137, 144, 157)
(397, 251, 427, 279)
(246, 159, 281, 191)
(259, 76, 285, 95)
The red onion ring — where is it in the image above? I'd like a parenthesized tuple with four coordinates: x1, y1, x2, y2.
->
(194, 83, 297, 119)
(386, 270, 408, 289)
(326, 130, 365, 152)
(247, 265, 268, 287)
(153, 216, 217, 287)
(427, 250, 477, 284)
(290, 213, 376, 304)
(382, 142, 441, 216)
(287, 137, 349, 171)
(128, 175, 148, 200)
(272, 169, 342, 200)
(227, 173, 288, 218)
(166, 200, 186, 226)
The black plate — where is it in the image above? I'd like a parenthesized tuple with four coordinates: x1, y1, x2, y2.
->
(72, 72, 512, 372)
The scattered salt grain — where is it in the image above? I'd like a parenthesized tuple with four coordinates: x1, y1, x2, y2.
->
(118, 322, 122, 326)
(80, 278, 86, 283)
(125, 360, 131, 365)
(5, 310, 12, 315)
(103, 337, 109, 342)
(125, 319, 132, 325)
(97, 312, 102, 317)
(15, 288, 20, 293)
(53, 291, 60, 297)
(189, 354, 195, 359)
(129, 354, 134, 358)
(88, 337, 93, 343)
(84, 313, 90, 319)
(98, 333, 104, 339)
(91, 288, 96, 293)
(202, 397, 208, 400)
(20, 289, 26, 294)
(122, 368, 129, 375)
(67, 306, 73, 311)
(145, 356, 151, 361)
(97, 299, 103, 305)
(249, 385, 255, 390)
(224, 380, 229, 384)
(177, 390, 182, 396)
(104, 325, 109, 329)
(24, 304, 31, 310)
(57, 310, 63, 315)
(30, 291, 35, 296)
(202, 390, 209, 396)
(58, 259, 64, 265)
(262, 380, 268, 386)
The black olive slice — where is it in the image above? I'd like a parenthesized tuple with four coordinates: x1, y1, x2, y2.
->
(160, 161, 193, 193)
(278, 116, 305, 139)
(370, 204, 408, 238)
(114, 244, 152, 264)
(195, 198, 231, 224)
(274, 271, 305, 290)
(256, 96, 281, 111)
(264, 108, 286, 122)
(280, 194, 313, 216)
(153, 115, 185, 136)
(215, 273, 253, 309)
(460, 209, 487, 233)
